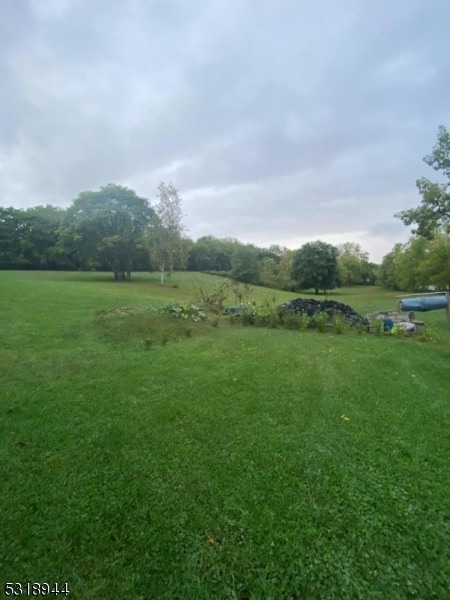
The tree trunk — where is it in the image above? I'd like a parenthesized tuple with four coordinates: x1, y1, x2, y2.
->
(315, 288, 319, 295)
(160, 263, 165, 285)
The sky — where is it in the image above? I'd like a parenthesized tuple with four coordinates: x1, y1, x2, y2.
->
(2, 0, 449, 262)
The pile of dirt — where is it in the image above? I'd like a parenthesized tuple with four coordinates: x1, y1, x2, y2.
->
(278, 298, 369, 326)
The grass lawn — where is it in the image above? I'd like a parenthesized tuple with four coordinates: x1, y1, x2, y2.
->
(1, 271, 449, 599)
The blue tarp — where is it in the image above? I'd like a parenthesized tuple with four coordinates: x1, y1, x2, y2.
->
(399, 295, 448, 312)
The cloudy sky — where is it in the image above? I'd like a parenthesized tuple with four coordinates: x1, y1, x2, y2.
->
(2, 0, 449, 262)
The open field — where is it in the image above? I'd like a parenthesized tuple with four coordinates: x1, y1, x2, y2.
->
(1, 271, 450, 599)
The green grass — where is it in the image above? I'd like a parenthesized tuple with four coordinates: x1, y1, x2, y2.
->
(1, 271, 450, 599)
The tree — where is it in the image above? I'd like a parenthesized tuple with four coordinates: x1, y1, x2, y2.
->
(416, 233, 450, 290)
(259, 257, 279, 288)
(149, 182, 186, 284)
(278, 248, 296, 290)
(377, 236, 441, 292)
(0, 205, 69, 270)
(337, 242, 370, 285)
(395, 237, 429, 291)
(231, 244, 260, 284)
(291, 241, 339, 294)
(65, 183, 155, 281)
(187, 236, 233, 271)
(396, 125, 450, 237)
(258, 246, 294, 289)
(377, 244, 403, 290)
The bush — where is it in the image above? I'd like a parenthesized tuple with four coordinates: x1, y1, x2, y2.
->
(283, 311, 299, 330)
(416, 325, 433, 342)
(298, 313, 311, 331)
(312, 312, 328, 333)
(231, 280, 253, 304)
(240, 302, 257, 325)
(373, 319, 384, 336)
(192, 279, 230, 313)
(332, 315, 348, 334)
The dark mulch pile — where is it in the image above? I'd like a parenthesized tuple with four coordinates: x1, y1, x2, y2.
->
(278, 298, 369, 326)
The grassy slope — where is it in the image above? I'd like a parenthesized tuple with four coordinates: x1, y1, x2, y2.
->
(1, 271, 449, 599)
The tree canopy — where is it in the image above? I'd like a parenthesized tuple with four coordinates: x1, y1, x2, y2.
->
(231, 244, 260, 284)
(65, 183, 155, 280)
(291, 241, 339, 294)
(396, 125, 450, 237)
(337, 242, 377, 285)
(0, 205, 69, 270)
(187, 236, 233, 272)
(378, 234, 450, 291)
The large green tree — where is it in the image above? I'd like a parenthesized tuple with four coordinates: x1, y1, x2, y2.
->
(291, 241, 339, 294)
(65, 183, 155, 280)
(396, 125, 450, 237)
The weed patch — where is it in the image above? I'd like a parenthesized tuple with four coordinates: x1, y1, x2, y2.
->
(95, 304, 209, 347)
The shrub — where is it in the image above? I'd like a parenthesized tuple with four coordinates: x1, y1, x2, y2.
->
(192, 279, 230, 313)
(332, 314, 348, 334)
(373, 319, 384, 336)
(241, 302, 257, 325)
(312, 312, 328, 333)
(283, 311, 299, 330)
(416, 325, 433, 342)
(354, 321, 366, 335)
(230, 280, 253, 305)
(298, 313, 311, 331)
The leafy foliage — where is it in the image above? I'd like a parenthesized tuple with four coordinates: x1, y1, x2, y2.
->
(0, 205, 70, 269)
(159, 302, 207, 321)
(65, 183, 154, 280)
(337, 242, 376, 285)
(396, 125, 450, 237)
(192, 278, 231, 313)
(291, 241, 339, 294)
(378, 234, 450, 291)
(231, 244, 260, 283)
(187, 235, 234, 271)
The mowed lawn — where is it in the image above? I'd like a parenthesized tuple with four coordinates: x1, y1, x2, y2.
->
(1, 271, 449, 599)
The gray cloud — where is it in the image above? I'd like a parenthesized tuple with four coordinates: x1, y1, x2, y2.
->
(1, 0, 450, 261)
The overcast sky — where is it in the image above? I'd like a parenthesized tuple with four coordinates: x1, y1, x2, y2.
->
(2, 0, 449, 262)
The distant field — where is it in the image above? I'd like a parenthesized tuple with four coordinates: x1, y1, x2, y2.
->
(1, 271, 449, 599)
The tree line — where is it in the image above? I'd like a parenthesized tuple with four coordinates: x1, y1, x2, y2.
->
(0, 184, 375, 293)
(1, 125, 449, 292)
(0, 183, 186, 283)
